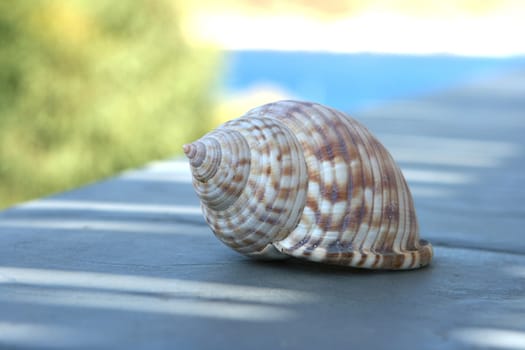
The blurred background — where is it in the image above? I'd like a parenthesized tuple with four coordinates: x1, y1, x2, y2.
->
(1, 0, 524, 209)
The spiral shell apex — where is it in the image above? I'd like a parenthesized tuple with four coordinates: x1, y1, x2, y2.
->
(184, 100, 433, 270)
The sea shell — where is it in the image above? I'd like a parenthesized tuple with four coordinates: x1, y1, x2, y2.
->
(184, 100, 433, 270)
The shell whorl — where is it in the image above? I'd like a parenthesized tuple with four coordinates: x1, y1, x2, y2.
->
(185, 114, 309, 257)
(185, 100, 433, 270)
(184, 130, 250, 211)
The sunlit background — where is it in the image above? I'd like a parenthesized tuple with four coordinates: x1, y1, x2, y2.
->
(1, 0, 524, 208)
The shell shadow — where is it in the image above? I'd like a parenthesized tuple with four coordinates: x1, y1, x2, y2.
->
(244, 256, 431, 276)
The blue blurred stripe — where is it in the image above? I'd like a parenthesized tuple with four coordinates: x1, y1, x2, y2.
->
(223, 51, 525, 112)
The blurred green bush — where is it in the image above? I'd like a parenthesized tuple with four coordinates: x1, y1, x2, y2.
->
(0, 0, 218, 208)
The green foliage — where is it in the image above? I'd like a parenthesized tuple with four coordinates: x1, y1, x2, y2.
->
(0, 0, 218, 208)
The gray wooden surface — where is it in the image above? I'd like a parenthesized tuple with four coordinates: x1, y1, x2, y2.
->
(1, 69, 525, 349)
